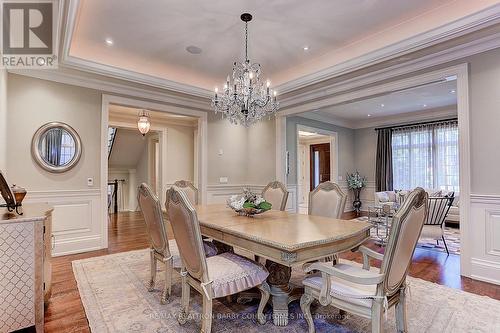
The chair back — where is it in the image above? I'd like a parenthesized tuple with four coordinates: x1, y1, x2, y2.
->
(262, 181, 289, 211)
(137, 183, 170, 256)
(165, 186, 208, 282)
(308, 181, 347, 219)
(380, 188, 428, 296)
(173, 180, 199, 205)
(425, 194, 454, 226)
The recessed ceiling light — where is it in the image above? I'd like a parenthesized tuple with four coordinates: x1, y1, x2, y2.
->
(380, 104, 385, 107)
(186, 45, 203, 54)
(450, 89, 456, 94)
(423, 104, 427, 107)
(303, 46, 309, 51)
(105, 38, 113, 46)
(367, 114, 371, 117)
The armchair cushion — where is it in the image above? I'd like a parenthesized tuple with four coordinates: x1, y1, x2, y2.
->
(303, 263, 378, 308)
(206, 252, 269, 298)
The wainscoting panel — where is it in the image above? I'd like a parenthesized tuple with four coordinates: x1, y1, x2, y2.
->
(470, 194, 500, 285)
(25, 189, 103, 256)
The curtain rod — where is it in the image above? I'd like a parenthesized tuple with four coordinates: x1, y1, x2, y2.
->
(375, 117, 458, 131)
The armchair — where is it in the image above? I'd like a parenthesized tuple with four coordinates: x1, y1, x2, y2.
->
(165, 186, 271, 332)
(300, 188, 429, 333)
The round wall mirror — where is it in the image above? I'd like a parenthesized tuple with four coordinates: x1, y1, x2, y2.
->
(31, 122, 82, 173)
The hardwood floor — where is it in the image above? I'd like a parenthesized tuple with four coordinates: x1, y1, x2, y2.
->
(44, 211, 500, 332)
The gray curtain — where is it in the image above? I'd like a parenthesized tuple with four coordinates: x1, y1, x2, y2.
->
(45, 128, 63, 165)
(375, 128, 393, 192)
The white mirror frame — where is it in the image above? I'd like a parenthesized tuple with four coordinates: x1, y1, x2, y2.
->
(31, 122, 82, 173)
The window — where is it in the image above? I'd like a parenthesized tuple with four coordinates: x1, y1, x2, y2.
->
(392, 120, 459, 192)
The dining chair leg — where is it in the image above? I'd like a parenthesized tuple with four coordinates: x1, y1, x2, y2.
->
(441, 235, 450, 255)
(201, 295, 213, 333)
(148, 248, 157, 292)
(178, 277, 190, 325)
(371, 300, 383, 333)
(161, 257, 172, 304)
(300, 293, 316, 333)
(256, 282, 270, 324)
(395, 289, 408, 333)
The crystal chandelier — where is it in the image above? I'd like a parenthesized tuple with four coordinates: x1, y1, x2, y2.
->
(212, 13, 279, 127)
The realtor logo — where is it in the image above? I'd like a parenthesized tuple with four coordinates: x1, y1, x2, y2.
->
(1, 1, 57, 68)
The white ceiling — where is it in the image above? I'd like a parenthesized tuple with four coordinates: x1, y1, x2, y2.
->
(69, 0, 489, 90)
(311, 80, 457, 123)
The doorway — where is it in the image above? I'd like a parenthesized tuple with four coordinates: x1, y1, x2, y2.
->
(310, 143, 330, 190)
(297, 125, 338, 214)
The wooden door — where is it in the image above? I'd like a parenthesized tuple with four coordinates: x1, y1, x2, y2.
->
(310, 143, 330, 190)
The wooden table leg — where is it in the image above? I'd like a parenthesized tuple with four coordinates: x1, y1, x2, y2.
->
(265, 260, 296, 326)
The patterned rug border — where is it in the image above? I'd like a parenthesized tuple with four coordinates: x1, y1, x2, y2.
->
(72, 248, 499, 333)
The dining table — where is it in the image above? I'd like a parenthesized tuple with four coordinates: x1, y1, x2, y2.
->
(194, 204, 372, 326)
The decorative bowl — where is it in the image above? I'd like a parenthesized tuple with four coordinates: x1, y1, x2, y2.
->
(232, 206, 270, 217)
(11, 184, 27, 205)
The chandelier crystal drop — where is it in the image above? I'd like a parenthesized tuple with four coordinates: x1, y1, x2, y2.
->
(211, 13, 279, 127)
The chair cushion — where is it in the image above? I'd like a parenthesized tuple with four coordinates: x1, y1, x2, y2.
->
(206, 252, 269, 298)
(302, 263, 377, 308)
(420, 225, 444, 239)
(202, 240, 218, 257)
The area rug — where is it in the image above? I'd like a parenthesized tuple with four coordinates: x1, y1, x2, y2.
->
(355, 217, 461, 255)
(72, 248, 499, 333)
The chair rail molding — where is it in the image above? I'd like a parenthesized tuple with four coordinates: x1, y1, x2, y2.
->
(25, 189, 102, 256)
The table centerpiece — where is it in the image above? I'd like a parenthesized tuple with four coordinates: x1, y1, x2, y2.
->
(227, 188, 272, 217)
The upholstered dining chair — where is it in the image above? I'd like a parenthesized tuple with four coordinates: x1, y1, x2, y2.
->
(300, 188, 429, 333)
(138, 183, 217, 304)
(174, 180, 199, 205)
(137, 183, 178, 304)
(165, 186, 271, 332)
(420, 194, 454, 255)
(308, 181, 347, 219)
(262, 181, 289, 211)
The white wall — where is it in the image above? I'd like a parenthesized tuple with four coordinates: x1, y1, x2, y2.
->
(6, 74, 103, 256)
(467, 48, 500, 284)
(0, 70, 7, 172)
(166, 124, 195, 184)
(6, 74, 101, 190)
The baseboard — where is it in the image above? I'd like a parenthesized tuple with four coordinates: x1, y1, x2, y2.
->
(470, 258, 500, 285)
(52, 235, 104, 257)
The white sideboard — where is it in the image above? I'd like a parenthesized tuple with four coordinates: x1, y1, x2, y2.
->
(0, 204, 53, 333)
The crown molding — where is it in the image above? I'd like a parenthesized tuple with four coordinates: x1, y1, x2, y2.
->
(276, 4, 500, 94)
(278, 30, 500, 114)
(8, 68, 212, 112)
(109, 112, 197, 128)
(348, 106, 458, 129)
(295, 113, 355, 129)
(295, 106, 457, 130)
(59, 0, 500, 104)
(61, 0, 212, 99)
